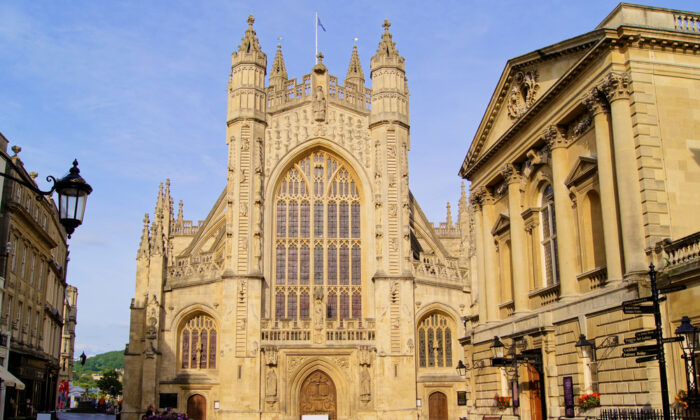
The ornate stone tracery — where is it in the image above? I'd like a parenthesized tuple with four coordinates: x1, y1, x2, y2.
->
(507, 69, 540, 119)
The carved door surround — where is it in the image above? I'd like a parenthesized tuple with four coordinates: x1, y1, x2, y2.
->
(299, 370, 337, 420)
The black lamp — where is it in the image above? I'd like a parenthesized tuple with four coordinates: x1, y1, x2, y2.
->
(575, 334, 596, 361)
(676, 316, 699, 408)
(456, 360, 467, 377)
(491, 336, 505, 359)
(53, 160, 93, 237)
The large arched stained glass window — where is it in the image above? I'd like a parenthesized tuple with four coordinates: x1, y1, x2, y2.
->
(417, 313, 453, 368)
(274, 150, 362, 320)
(180, 313, 217, 369)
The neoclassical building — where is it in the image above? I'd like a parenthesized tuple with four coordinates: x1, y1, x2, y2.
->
(124, 17, 471, 420)
(459, 4, 700, 420)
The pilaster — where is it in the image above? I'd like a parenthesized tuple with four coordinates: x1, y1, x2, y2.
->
(599, 71, 647, 276)
(476, 187, 499, 322)
(502, 163, 529, 313)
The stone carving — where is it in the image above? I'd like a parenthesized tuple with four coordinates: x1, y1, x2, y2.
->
(240, 169, 247, 184)
(507, 69, 539, 119)
(390, 281, 399, 303)
(359, 345, 374, 366)
(313, 86, 327, 122)
(407, 338, 414, 353)
(264, 346, 278, 366)
(389, 238, 398, 252)
(266, 368, 277, 398)
(599, 71, 631, 102)
(582, 87, 609, 115)
(146, 294, 159, 339)
(500, 163, 520, 184)
(542, 124, 568, 149)
(569, 113, 593, 139)
(360, 366, 371, 402)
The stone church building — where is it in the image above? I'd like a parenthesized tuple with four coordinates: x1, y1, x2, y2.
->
(124, 17, 470, 420)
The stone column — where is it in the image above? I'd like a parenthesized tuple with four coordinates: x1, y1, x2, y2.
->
(583, 87, 624, 282)
(502, 164, 529, 313)
(470, 191, 488, 323)
(599, 72, 647, 275)
(543, 125, 578, 299)
(478, 188, 499, 321)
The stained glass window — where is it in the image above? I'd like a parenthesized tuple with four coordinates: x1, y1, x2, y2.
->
(180, 314, 216, 369)
(273, 150, 362, 321)
(417, 313, 454, 369)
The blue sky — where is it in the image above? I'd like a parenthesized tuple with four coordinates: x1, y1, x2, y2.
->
(0, 0, 697, 356)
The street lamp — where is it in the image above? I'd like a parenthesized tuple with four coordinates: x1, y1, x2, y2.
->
(491, 336, 505, 360)
(675, 316, 699, 408)
(456, 360, 467, 377)
(575, 334, 596, 361)
(0, 154, 92, 238)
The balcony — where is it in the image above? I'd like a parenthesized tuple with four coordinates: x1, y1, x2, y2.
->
(577, 266, 607, 292)
(261, 318, 375, 345)
(655, 231, 700, 284)
(529, 283, 560, 308)
(412, 252, 468, 286)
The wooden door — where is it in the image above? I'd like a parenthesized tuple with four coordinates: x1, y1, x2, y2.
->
(428, 392, 448, 420)
(187, 394, 206, 420)
(300, 370, 337, 420)
(527, 364, 543, 420)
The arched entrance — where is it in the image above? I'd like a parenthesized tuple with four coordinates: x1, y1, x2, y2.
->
(428, 391, 448, 420)
(187, 394, 206, 420)
(299, 370, 337, 420)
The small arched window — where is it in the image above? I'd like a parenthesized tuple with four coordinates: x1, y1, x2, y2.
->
(180, 313, 217, 369)
(417, 312, 453, 368)
(540, 185, 560, 286)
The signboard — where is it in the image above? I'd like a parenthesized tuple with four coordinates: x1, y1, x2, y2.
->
(457, 391, 467, 406)
(622, 296, 654, 306)
(662, 337, 684, 343)
(636, 330, 659, 341)
(636, 355, 658, 363)
(563, 376, 575, 418)
(622, 305, 656, 315)
(659, 284, 686, 294)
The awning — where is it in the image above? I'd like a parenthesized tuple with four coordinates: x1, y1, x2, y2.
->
(0, 366, 25, 390)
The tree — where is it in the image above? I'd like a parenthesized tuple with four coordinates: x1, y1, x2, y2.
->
(96, 369, 122, 396)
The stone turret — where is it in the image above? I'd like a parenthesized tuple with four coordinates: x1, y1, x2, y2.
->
(370, 19, 409, 126)
(227, 15, 267, 125)
(269, 43, 288, 90)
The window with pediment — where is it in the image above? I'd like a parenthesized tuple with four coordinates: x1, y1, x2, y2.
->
(274, 150, 362, 320)
(417, 312, 453, 368)
(180, 313, 217, 369)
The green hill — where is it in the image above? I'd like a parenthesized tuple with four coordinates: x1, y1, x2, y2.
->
(72, 350, 124, 388)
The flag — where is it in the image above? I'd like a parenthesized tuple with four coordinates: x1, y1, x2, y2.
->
(317, 16, 326, 32)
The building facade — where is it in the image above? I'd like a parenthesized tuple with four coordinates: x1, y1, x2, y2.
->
(124, 17, 470, 420)
(0, 141, 72, 416)
(459, 4, 700, 420)
(59, 285, 78, 384)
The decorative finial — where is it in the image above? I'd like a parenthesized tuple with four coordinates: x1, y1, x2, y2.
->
(29, 171, 38, 180)
(247, 15, 255, 27)
(11, 145, 21, 156)
(383, 19, 391, 32)
(143, 213, 150, 226)
(317, 52, 324, 63)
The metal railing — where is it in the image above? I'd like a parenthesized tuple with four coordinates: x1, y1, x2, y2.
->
(599, 409, 700, 420)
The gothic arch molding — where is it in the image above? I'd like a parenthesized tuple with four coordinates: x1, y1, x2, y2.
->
(167, 304, 221, 336)
(415, 302, 461, 328)
(286, 358, 350, 417)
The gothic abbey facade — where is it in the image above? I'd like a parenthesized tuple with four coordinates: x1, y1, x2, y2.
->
(123, 17, 470, 420)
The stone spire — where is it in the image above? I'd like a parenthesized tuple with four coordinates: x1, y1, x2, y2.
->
(345, 45, 365, 89)
(270, 43, 288, 89)
(137, 214, 150, 260)
(458, 182, 468, 224)
(176, 200, 183, 223)
(229, 14, 267, 124)
(155, 182, 164, 213)
(371, 19, 405, 71)
(446, 202, 453, 229)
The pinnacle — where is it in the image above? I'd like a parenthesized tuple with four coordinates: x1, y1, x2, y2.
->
(346, 44, 364, 81)
(237, 14, 262, 55)
(271, 43, 288, 81)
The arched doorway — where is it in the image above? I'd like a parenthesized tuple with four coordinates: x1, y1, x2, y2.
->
(187, 394, 206, 420)
(299, 370, 337, 420)
(429, 391, 448, 420)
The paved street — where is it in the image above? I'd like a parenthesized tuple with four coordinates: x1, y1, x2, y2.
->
(56, 413, 116, 420)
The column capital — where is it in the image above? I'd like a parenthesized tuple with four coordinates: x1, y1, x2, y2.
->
(501, 163, 522, 185)
(542, 124, 568, 150)
(599, 72, 631, 103)
(582, 87, 609, 116)
(470, 186, 493, 209)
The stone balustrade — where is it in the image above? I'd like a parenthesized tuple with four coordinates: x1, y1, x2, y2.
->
(412, 252, 468, 285)
(498, 301, 514, 319)
(168, 252, 223, 281)
(267, 74, 371, 112)
(576, 265, 608, 292)
(655, 232, 700, 283)
(528, 283, 560, 308)
(261, 317, 375, 345)
(675, 12, 700, 32)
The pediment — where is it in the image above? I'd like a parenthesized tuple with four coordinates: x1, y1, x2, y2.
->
(491, 213, 510, 237)
(564, 156, 597, 188)
(460, 30, 603, 179)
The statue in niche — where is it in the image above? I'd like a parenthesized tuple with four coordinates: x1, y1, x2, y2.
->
(313, 288, 324, 331)
(266, 368, 277, 398)
(360, 366, 371, 402)
(313, 86, 326, 122)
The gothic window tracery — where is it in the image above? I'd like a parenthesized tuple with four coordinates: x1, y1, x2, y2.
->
(540, 185, 560, 286)
(180, 313, 217, 369)
(417, 312, 453, 368)
(274, 150, 362, 320)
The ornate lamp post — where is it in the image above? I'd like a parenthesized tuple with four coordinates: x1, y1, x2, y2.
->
(675, 316, 699, 408)
(0, 156, 92, 237)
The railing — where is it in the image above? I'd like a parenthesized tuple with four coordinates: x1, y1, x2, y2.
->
(412, 253, 468, 285)
(266, 74, 371, 112)
(499, 301, 514, 318)
(168, 252, 223, 281)
(171, 220, 201, 236)
(599, 408, 700, 420)
(675, 13, 700, 32)
(261, 318, 375, 344)
(577, 265, 608, 292)
(529, 283, 560, 308)
(662, 232, 700, 270)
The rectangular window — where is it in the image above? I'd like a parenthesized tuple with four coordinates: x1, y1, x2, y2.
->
(351, 202, 360, 238)
(276, 202, 287, 238)
(289, 202, 298, 238)
(327, 246, 337, 285)
(287, 293, 297, 319)
(209, 330, 216, 369)
(327, 203, 337, 237)
(275, 293, 285, 320)
(300, 293, 310, 318)
(314, 203, 324, 237)
(352, 293, 361, 319)
(300, 202, 310, 237)
(327, 293, 337, 319)
(339, 246, 349, 285)
(339, 293, 349, 320)
(351, 246, 361, 285)
(339, 202, 349, 238)
(287, 246, 297, 285)
(300, 246, 310, 285)
(29, 253, 36, 285)
(159, 393, 178, 409)
(314, 246, 324, 285)
(276, 246, 285, 285)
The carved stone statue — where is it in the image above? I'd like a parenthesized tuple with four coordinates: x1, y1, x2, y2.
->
(360, 366, 371, 402)
(266, 368, 277, 398)
(313, 86, 327, 122)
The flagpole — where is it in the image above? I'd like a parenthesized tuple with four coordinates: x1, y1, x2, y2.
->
(315, 11, 318, 64)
